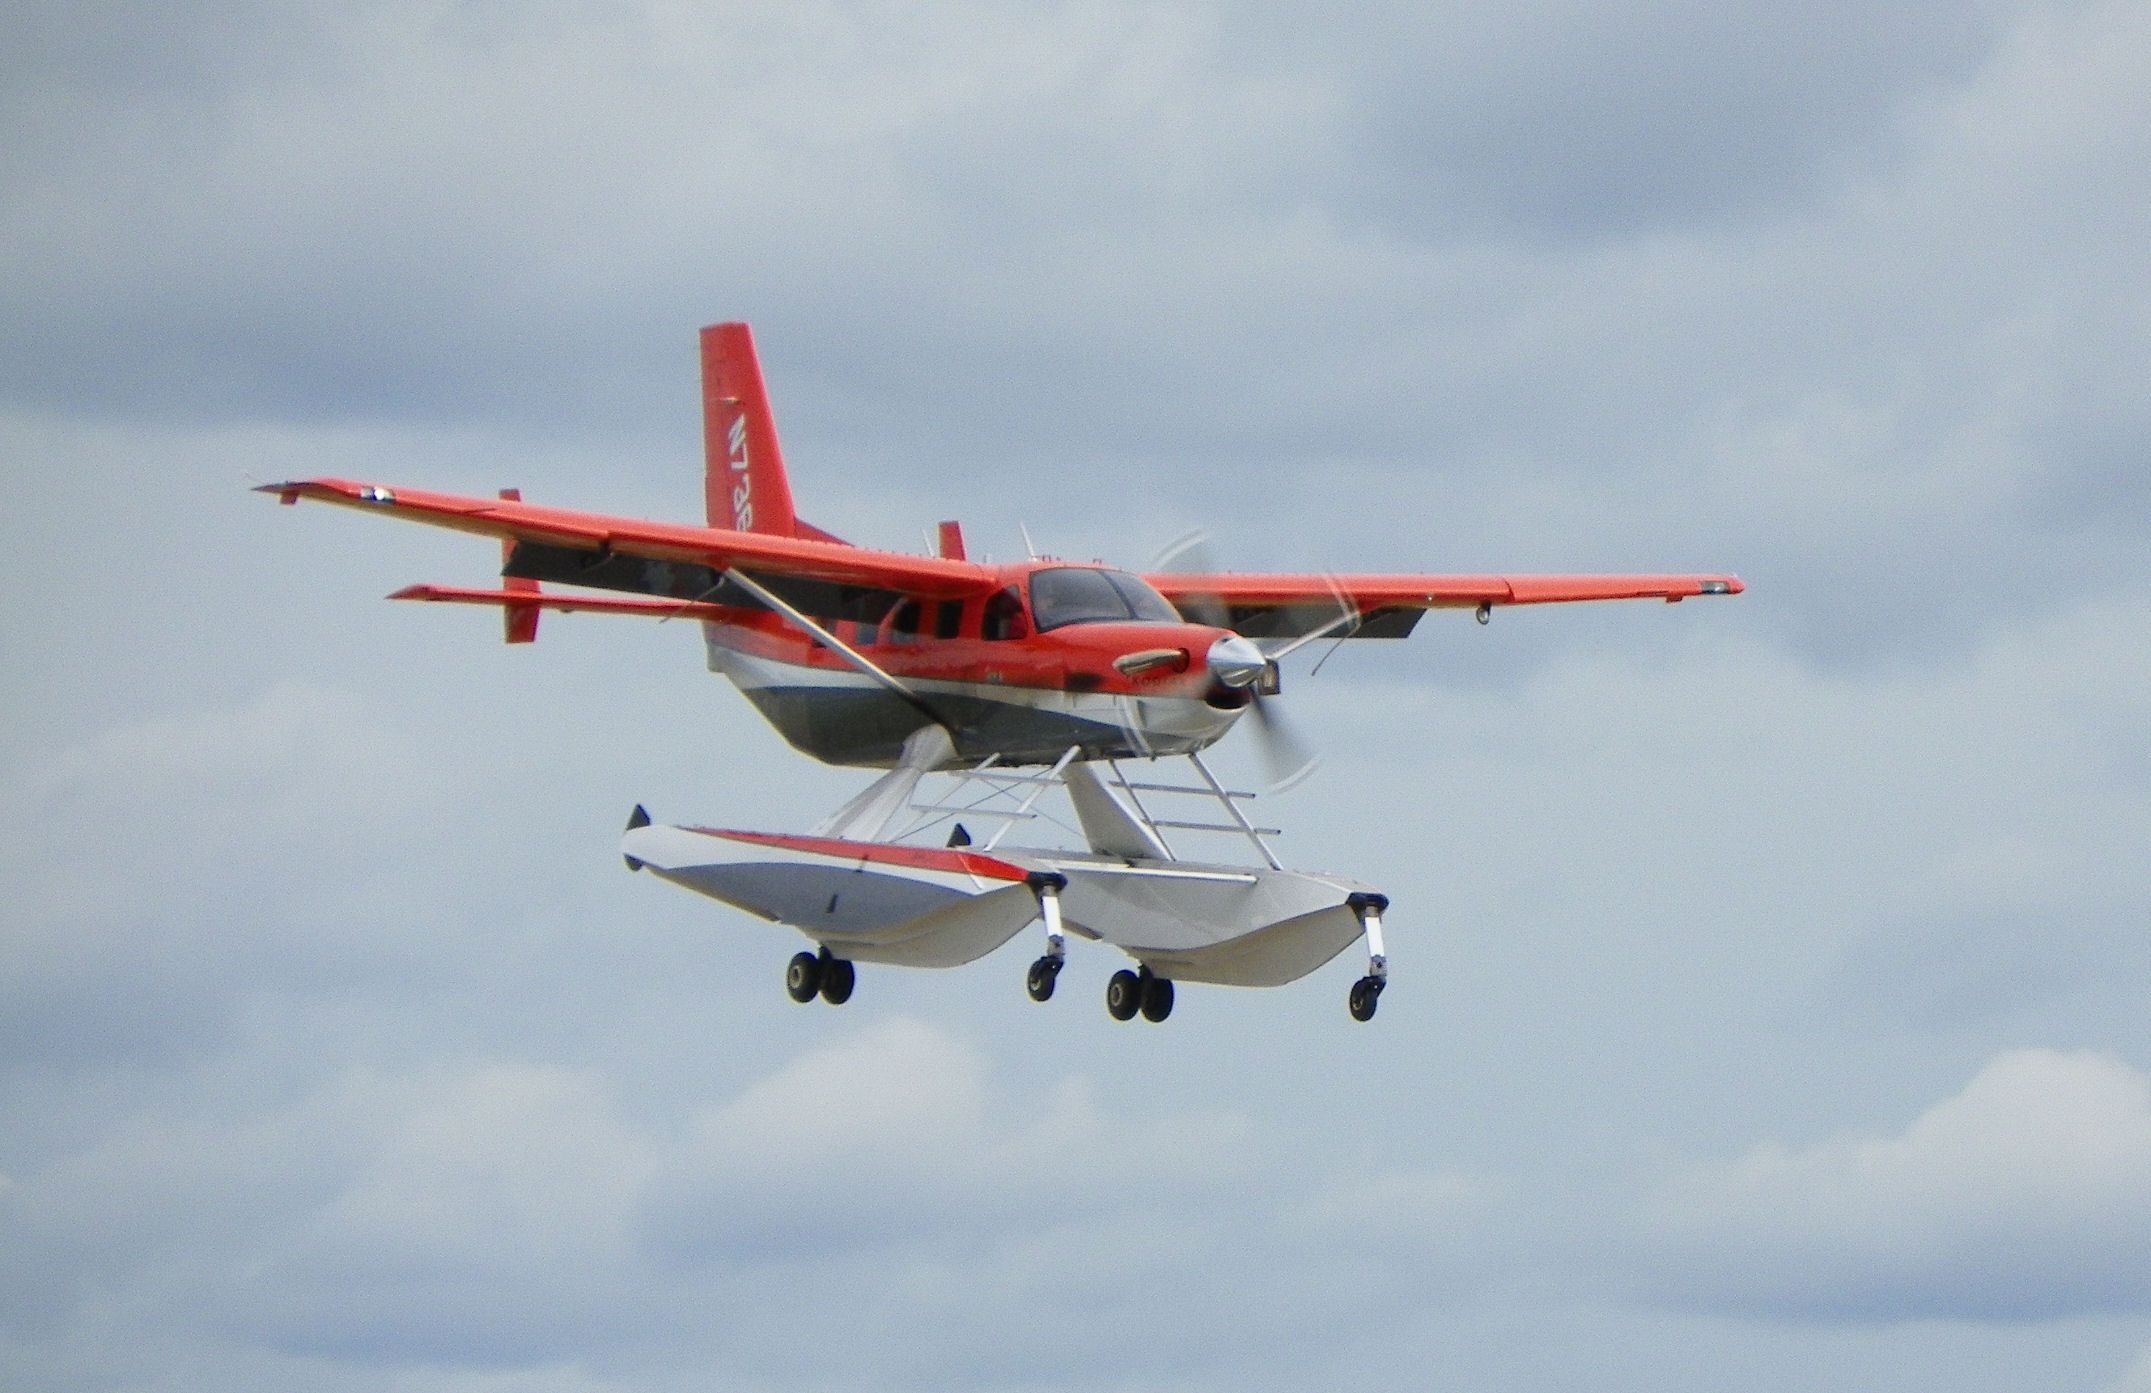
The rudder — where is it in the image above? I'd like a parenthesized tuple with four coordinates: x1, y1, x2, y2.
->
(701, 323, 799, 536)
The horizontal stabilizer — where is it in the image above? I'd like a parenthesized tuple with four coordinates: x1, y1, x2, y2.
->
(260, 477, 994, 599)
(389, 585, 734, 623)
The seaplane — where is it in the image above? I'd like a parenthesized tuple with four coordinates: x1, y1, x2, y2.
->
(262, 323, 1742, 1022)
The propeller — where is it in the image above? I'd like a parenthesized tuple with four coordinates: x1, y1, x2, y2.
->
(1153, 530, 1233, 629)
(1153, 530, 1338, 792)
(1245, 688, 1319, 792)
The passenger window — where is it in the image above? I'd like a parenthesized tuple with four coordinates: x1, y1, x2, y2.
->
(935, 601, 962, 640)
(888, 599, 923, 645)
(982, 587, 1028, 641)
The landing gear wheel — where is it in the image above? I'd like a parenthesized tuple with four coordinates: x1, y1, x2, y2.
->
(1139, 974, 1175, 1023)
(818, 956, 855, 1005)
(1026, 956, 1062, 1002)
(1105, 969, 1143, 1021)
(785, 951, 822, 1003)
(1348, 975, 1384, 1022)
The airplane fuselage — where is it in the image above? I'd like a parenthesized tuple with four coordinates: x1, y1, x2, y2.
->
(694, 561, 1262, 768)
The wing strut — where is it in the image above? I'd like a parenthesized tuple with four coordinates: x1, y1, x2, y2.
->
(718, 567, 953, 737)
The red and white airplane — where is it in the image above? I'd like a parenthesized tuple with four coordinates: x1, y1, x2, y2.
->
(264, 323, 1742, 1022)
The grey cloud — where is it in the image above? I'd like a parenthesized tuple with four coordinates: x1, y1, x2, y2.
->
(1827, 904, 2151, 1036)
(1283, 1, 2011, 239)
(0, 682, 501, 1071)
(4, 0, 2141, 677)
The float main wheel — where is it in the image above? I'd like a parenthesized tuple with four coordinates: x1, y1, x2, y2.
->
(1105, 969, 1143, 1021)
(785, 951, 822, 1003)
(1140, 975, 1175, 1022)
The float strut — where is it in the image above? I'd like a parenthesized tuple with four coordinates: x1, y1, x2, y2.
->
(1349, 891, 1389, 980)
(1024, 871, 1070, 1002)
(1029, 872, 1069, 960)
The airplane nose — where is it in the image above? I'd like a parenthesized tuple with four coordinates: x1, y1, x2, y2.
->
(1206, 633, 1267, 689)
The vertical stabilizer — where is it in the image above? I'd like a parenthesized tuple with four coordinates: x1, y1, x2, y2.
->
(701, 323, 799, 536)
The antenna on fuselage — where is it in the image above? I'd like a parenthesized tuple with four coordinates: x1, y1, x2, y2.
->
(1019, 522, 1040, 560)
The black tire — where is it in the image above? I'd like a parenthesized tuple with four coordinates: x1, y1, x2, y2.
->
(1348, 976, 1382, 1022)
(1106, 969, 1142, 1021)
(819, 957, 855, 1005)
(1026, 957, 1060, 1002)
(785, 950, 822, 1003)
(1140, 975, 1175, 1022)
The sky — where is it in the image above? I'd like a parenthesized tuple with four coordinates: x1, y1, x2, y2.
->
(3, 1, 2149, 1389)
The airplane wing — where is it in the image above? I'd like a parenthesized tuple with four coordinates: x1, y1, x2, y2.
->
(1142, 570, 1745, 640)
(261, 478, 996, 599)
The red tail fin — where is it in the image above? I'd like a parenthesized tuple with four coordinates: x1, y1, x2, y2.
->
(700, 323, 799, 536)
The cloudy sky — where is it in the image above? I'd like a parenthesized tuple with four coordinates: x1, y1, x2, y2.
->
(4, 1, 2149, 1389)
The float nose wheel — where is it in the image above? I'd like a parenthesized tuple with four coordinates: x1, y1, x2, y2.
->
(1024, 872, 1068, 1004)
(1347, 891, 1391, 1023)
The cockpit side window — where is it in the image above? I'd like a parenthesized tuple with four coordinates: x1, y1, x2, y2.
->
(1029, 567, 1183, 631)
(1029, 568, 1123, 631)
(1104, 569, 1182, 624)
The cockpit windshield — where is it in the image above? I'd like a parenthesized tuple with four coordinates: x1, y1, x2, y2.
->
(1028, 567, 1183, 631)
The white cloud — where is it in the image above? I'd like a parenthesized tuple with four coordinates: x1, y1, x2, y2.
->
(2106, 1343, 2151, 1393)
(13, 680, 417, 830)
(0, 1019, 1282, 1380)
(1647, 1049, 2151, 1321)
(638, 1015, 1253, 1264)
(1287, 1166, 1499, 1240)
